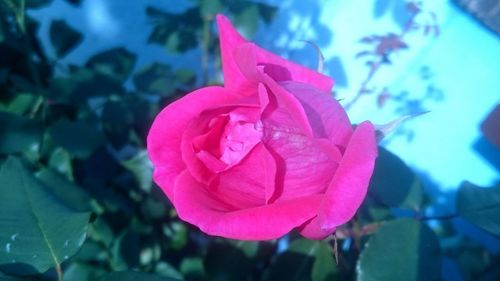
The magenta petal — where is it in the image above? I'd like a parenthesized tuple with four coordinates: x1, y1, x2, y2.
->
(216, 14, 333, 93)
(317, 121, 378, 229)
(214, 143, 276, 208)
(298, 217, 336, 240)
(173, 170, 323, 240)
(147, 86, 236, 201)
(281, 81, 353, 147)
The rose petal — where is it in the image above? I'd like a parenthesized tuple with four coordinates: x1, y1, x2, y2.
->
(216, 14, 333, 94)
(298, 217, 336, 240)
(212, 142, 276, 208)
(281, 81, 353, 147)
(317, 121, 377, 229)
(147, 86, 237, 201)
(173, 170, 324, 240)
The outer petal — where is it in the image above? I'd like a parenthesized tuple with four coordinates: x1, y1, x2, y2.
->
(281, 81, 353, 147)
(216, 14, 333, 93)
(147, 86, 237, 201)
(299, 122, 377, 240)
(318, 121, 377, 229)
(173, 170, 324, 240)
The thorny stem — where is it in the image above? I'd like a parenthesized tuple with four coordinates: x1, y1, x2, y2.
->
(344, 10, 419, 110)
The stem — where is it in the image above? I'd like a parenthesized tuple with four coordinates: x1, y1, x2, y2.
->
(56, 263, 63, 281)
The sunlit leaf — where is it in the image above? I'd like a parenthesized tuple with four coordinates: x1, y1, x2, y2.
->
(457, 182, 500, 236)
(357, 219, 441, 281)
(0, 157, 90, 275)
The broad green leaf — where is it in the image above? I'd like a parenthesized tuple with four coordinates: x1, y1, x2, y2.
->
(357, 219, 441, 281)
(48, 119, 105, 158)
(0, 157, 90, 274)
(35, 168, 91, 212)
(312, 241, 339, 281)
(120, 150, 153, 193)
(457, 182, 500, 236)
(102, 271, 183, 281)
(49, 20, 83, 58)
(0, 111, 42, 154)
(86, 48, 137, 81)
(368, 147, 423, 210)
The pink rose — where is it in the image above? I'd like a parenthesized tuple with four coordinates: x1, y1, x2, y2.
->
(147, 15, 377, 240)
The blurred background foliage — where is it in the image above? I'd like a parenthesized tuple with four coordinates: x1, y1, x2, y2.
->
(0, 0, 499, 281)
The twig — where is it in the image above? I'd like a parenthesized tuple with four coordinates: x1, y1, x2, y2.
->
(344, 8, 420, 110)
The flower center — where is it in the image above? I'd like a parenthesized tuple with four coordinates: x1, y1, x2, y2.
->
(220, 115, 263, 166)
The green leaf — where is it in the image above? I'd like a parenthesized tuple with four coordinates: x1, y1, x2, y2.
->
(457, 182, 500, 236)
(180, 257, 205, 280)
(120, 150, 153, 193)
(86, 48, 137, 81)
(205, 241, 253, 281)
(63, 263, 107, 281)
(102, 271, 182, 281)
(368, 147, 423, 210)
(49, 20, 83, 58)
(0, 157, 90, 274)
(266, 239, 326, 281)
(48, 119, 105, 158)
(101, 98, 133, 149)
(0, 111, 42, 154)
(312, 241, 339, 281)
(0, 93, 37, 115)
(357, 218, 441, 281)
(35, 168, 92, 212)
(26, 0, 53, 9)
(133, 63, 175, 96)
(0, 271, 23, 281)
(48, 68, 125, 103)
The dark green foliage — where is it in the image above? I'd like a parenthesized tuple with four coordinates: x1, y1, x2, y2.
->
(457, 182, 500, 236)
(49, 20, 83, 58)
(357, 219, 441, 281)
(0, 1, 498, 281)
